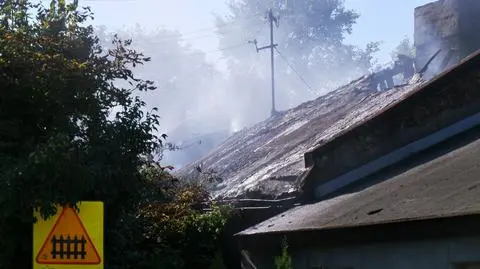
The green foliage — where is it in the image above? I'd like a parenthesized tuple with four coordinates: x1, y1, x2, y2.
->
(0, 1, 230, 268)
(137, 164, 232, 269)
(275, 237, 293, 269)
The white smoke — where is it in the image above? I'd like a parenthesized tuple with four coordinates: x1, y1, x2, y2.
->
(93, 2, 392, 169)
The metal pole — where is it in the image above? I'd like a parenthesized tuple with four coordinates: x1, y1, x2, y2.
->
(248, 9, 279, 117)
(269, 9, 277, 116)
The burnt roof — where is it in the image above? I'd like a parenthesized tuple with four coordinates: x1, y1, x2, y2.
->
(177, 75, 426, 199)
(177, 48, 480, 201)
(237, 126, 480, 236)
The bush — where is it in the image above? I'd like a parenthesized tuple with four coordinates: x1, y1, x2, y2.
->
(136, 164, 232, 269)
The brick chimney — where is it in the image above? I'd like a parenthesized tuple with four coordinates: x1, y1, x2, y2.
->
(414, 0, 480, 78)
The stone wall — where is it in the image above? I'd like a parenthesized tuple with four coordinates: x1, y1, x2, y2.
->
(414, 0, 480, 79)
(300, 51, 480, 201)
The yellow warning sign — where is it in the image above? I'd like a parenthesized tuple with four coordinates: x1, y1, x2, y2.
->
(33, 201, 104, 269)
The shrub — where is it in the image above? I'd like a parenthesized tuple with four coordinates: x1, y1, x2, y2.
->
(275, 237, 293, 269)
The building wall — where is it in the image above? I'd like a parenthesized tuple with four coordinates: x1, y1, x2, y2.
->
(301, 53, 480, 202)
(219, 206, 289, 269)
(414, 0, 480, 79)
(295, 236, 480, 269)
(414, 0, 460, 77)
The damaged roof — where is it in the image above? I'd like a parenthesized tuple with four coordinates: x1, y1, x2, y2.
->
(238, 129, 480, 236)
(177, 74, 426, 199)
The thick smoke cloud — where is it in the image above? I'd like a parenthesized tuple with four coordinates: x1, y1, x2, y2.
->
(94, 1, 385, 169)
(96, 25, 235, 168)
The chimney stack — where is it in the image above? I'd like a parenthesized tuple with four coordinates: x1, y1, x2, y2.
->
(414, 0, 480, 79)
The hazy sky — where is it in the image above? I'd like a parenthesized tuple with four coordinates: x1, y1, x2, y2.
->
(79, 0, 434, 66)
(72, 0, 436, 167)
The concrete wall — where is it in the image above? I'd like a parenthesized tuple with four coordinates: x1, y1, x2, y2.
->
(295, 236, 480, 269)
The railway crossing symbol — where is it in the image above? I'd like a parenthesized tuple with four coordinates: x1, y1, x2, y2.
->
(33, 201, 104, 269)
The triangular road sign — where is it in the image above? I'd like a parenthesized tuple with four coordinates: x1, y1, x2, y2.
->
(35, 206, 101, 265)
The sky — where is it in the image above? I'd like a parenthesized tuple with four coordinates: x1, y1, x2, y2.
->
(78, 0, 434, 66)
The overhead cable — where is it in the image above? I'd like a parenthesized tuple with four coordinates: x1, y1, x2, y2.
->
(275, 47, 317, 95)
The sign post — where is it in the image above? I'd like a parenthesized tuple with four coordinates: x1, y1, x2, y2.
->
(33, 201, 104, 269)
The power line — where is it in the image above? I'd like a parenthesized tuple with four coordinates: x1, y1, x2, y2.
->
(274, 47, 317, 95)
(211, 42, 249, 52)
(254, 22, 267, 36)
(183, 13, 264, 35)
(146, 20, 269, 59)
(111, 19, 267, 48)
(156, 42, 249, 60)
(139, 13, 265, 43)
(155, 23, 263, 44)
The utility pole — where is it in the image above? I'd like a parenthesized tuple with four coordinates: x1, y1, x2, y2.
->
(249, 9, 279, 117)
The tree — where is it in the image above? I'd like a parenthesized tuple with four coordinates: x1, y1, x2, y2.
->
(137, 164, 231, 269)
(0, 0, 161, 267)
(96, 25, 232, 136)
(95, 25, 235, 167)
(0, 1, 230, 268)
(214, 0, 380, 125)
(391, 36, 416, 60)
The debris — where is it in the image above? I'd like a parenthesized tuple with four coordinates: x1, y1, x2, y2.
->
(439, 48, 456, 71)
(393, 54, 416, 78)
(418, 49, 442, 75)
(369, 54, 416, 91)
